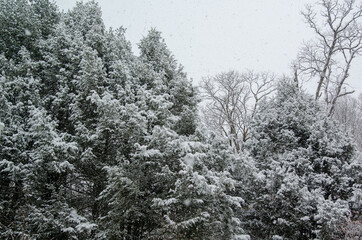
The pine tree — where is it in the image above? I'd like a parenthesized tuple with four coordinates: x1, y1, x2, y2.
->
(97, 30, 244, 239)
(0, 0, 59, 62)
(138, 29, 199, 136)
(0, 1, 108, 237)
(242, 80, 358, 239)
(99, 125, 244, 239)
(22, 107, 94, 239)
(0, 52, 42, 237)
(37, 1, 122, 227)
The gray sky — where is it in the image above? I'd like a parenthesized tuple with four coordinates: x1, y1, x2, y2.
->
(55, 0, 362, 95)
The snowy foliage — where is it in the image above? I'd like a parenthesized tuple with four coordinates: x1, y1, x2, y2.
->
(0, 1, 360, 239)
(242, 81, 360, 239)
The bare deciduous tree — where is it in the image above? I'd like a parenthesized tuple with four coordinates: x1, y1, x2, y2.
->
(333, 93, 362, 150)
(296, 0, 362, 116)
(200, 70, 275, 153)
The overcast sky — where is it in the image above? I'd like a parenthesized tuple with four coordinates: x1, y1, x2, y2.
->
(55, 0, 362, 95)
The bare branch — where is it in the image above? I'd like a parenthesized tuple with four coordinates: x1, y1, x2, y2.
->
(200, 70, 275, 152)
(296, 0, 362, 114)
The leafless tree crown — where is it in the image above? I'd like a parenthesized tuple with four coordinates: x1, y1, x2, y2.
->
(200, 70, 275, 153)
(297, 0, 362, 116)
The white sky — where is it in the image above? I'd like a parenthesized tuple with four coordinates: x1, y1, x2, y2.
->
(55, 0, 362, 95)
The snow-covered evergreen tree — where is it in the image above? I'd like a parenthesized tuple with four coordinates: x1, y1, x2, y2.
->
(242, 80, 359, 239)
(0, 51, 42, 238)
(97, 30, 243, 239)
(0, 0, 59, 62)
(0, 1, 105, 237)
(22, 107, 95, 239)
(99, 125, 244, 239)
(138, 29, 199, 136)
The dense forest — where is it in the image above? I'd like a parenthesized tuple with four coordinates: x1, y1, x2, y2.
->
(0, 0, 361, 239)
